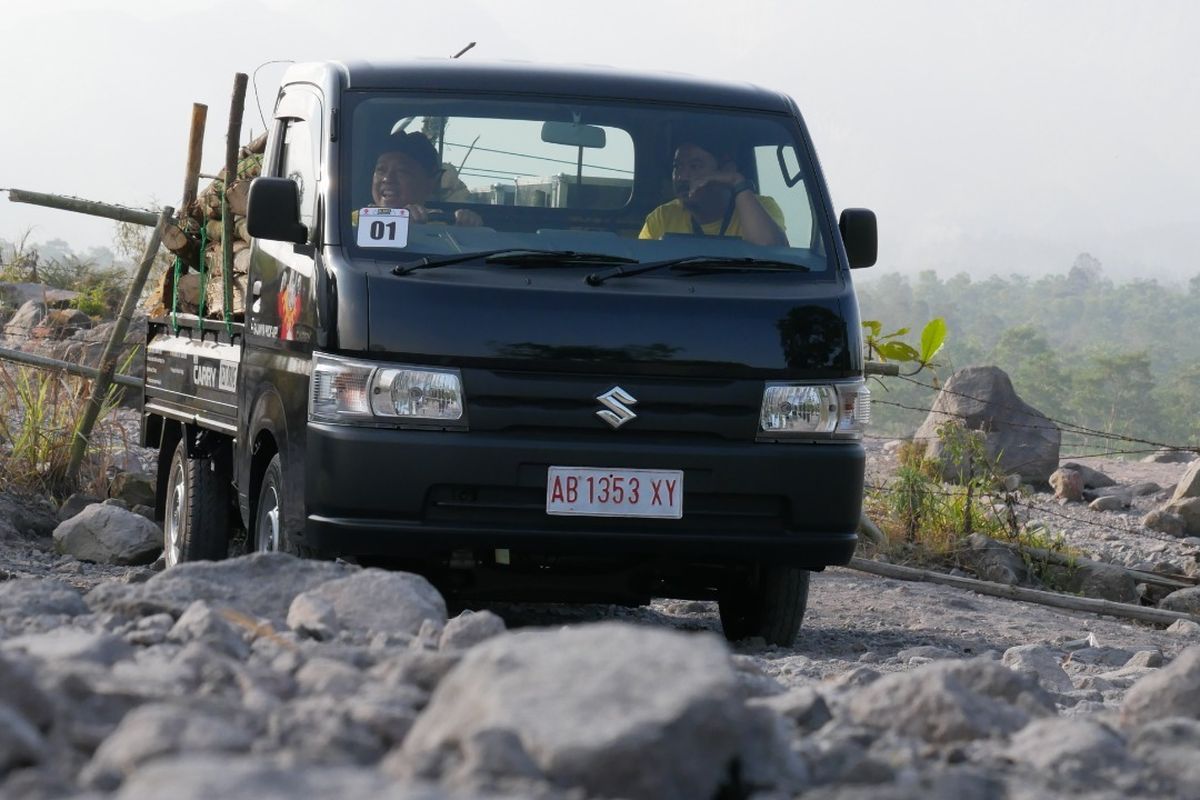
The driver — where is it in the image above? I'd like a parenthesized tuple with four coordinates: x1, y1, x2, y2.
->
(370, 132, 482, 226)
(639, 137, 786, 246)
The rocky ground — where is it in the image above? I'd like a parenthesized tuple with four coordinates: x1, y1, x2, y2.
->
(1, 439, 1200, 798)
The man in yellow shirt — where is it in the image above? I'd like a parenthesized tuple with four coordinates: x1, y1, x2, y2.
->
(639, 140, 787, 246)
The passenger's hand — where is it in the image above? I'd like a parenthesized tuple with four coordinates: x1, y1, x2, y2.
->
(454, 209, 483, 227)
(688, 167, 744, 199)
(405, 204, 433, 223)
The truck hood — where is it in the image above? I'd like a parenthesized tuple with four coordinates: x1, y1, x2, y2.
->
(363, 269, 858, 378)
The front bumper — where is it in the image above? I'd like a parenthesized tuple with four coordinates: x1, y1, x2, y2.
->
(303, 423, 863, 568)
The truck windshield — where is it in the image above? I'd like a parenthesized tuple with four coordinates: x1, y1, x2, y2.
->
(342, 93, 836, 274)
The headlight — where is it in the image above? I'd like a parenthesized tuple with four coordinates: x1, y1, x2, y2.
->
(759, 380, 870, 440)
(310, 354, 465, 427)
(370, 367, 463, 420)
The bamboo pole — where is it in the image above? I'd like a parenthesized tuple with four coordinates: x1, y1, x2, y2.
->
(847, 556, 1200, 628)
(0, 346, 143, 389)
(181, 103, 209, 209)
(222, 74, 248, 326)
(66, 207, 173, 484)
(3, 189, 160, 227)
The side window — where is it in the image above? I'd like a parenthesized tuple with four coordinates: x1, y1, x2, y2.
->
(279, 118, 317, 231)
(754, 145, 818, 250)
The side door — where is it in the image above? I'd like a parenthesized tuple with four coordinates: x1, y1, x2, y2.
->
(237, 85, 323, 540)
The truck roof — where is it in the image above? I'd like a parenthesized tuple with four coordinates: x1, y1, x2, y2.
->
(282, 59, 793, 112)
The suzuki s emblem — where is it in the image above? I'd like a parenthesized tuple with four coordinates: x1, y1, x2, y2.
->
(596, 386, 638, 429)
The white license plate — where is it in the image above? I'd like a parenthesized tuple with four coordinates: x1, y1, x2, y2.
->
(546, 466, 683, 519)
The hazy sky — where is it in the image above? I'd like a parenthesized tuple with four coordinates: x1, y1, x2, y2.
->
(3, 0, 1197, 282)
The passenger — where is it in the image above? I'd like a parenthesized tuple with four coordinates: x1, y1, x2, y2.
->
(639, 138, 787, 246)
(370, 132, 482, 226)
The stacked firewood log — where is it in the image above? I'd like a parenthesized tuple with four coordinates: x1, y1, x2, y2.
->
(144, 132, 267, 320)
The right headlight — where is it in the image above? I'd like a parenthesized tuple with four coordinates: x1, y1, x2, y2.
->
(309, 353, 466, 428)
(759, 380, 869, 440)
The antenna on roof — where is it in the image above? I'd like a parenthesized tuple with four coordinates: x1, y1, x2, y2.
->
(452, 42, 476, 59)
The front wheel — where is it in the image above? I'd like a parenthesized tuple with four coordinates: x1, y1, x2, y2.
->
(254, 453, 313, 556)
(718, 566, 810, 646)
(162, 438, 230, 567)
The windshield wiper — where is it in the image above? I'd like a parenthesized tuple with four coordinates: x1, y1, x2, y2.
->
(393, 249, 636, 276)
(586, 256, 810, 286)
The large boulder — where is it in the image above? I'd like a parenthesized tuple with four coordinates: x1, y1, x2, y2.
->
(1172, 461, 1200, 502)
(2, 299, 47, 336)
(52, 504, 162, 565)
(1121, 646, 1200, 728)
(913, 366, 1061, 486)
(288, 569, 448, 640)
(393, 622, 802, 799)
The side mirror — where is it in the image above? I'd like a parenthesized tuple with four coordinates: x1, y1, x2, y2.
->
(839, 208, 877, 269)
(541, 121, 607, 149)
(247, 177, 308, 245)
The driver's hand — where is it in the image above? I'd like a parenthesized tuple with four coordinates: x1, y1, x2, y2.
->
(688, 168, 743, 198)
(405, 204, 432, 223)
(454, 209, 483, 227)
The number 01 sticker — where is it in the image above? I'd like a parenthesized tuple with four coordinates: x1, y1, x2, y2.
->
(357, 207, 410, 248)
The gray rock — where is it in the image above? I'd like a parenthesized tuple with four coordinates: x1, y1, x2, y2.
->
(53, 504, 161, 565)
(1129, 717, 1200, 796)
(1001, 644, 1073, 693)
(1130, 481, 1164, 497)
(108, 470, 156, 508)
(287, 593, 338, 640)
(103, 497, 130, 510)
(1121, 646, 1200, 728)
(369, 650, 462, 693)
(1164, 497, 1200, 536)
(898, 645, 962, 662)
(1159, 586, 1200, 614)
(114, 755, 433, 800)
(131, 504, 156, 522)
(0, 578, 88, 618)
(1142, 448, 1198, 464)
(961, 533, 1032, 586)
(913, 366, 1061, 486)
(58, 493, 101, 522)
(749, 686, 832, 733)
(1173, 460, 1200, 501)
(845, 658, 1053, 744)
(0, 654, 54, 730)
(268, 695, 387, 766)
(396, 622, 798, 799)
(1125, 649, 1164, 668)
(730, 654, 787, 698)
(1089, 494, 1129, 512)
(167, 601, 251, 660)
(3, 299, 47, 336)
(293, 569, 447, 639)
(439, 610, 507, 651)
(0, 492, 59, 542)
(1043, 560, 1139, 604)
(1050, 468, 1084, 501)
(84, 552, 355, 623)
(0, 703, 47, 774)
(1067, 646, 1136, 667)
(83, 702, 254, 788)
(3, 629, 133, 666)
(1004, 717, 1133, 781)
(1060, 461, 1117, 488)
(1142, 508, 1187, 537)
(1167, 619, 1200, 637)
(294, 657, 363, 698)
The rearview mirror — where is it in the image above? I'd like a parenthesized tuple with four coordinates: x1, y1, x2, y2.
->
(839, 208, 877, 269)
(541, 121, 606, 149)
(246, 177, 308, 245)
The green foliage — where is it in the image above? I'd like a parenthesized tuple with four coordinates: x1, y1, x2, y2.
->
(857, 262, 1200, 450)
(0, 364, 124, 498)
(863, 317, 947, 373)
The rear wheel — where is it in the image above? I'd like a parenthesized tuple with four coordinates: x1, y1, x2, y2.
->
(162, 438, 230, 567)
(718, 566, 810, 646)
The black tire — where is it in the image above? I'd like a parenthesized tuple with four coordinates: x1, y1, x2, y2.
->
(718, 566, 810, 646)
(162, 438, 230, 567)
(254, 453, 312, 556)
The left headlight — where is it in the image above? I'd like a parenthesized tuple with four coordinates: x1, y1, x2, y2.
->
(759, 380, 870, 440)
(309, 353, 465, 427)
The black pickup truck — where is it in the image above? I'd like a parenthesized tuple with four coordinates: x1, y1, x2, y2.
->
(142, 60, 876, 645)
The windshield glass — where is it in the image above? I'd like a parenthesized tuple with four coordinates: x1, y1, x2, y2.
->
(342, 93, 835, 274)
